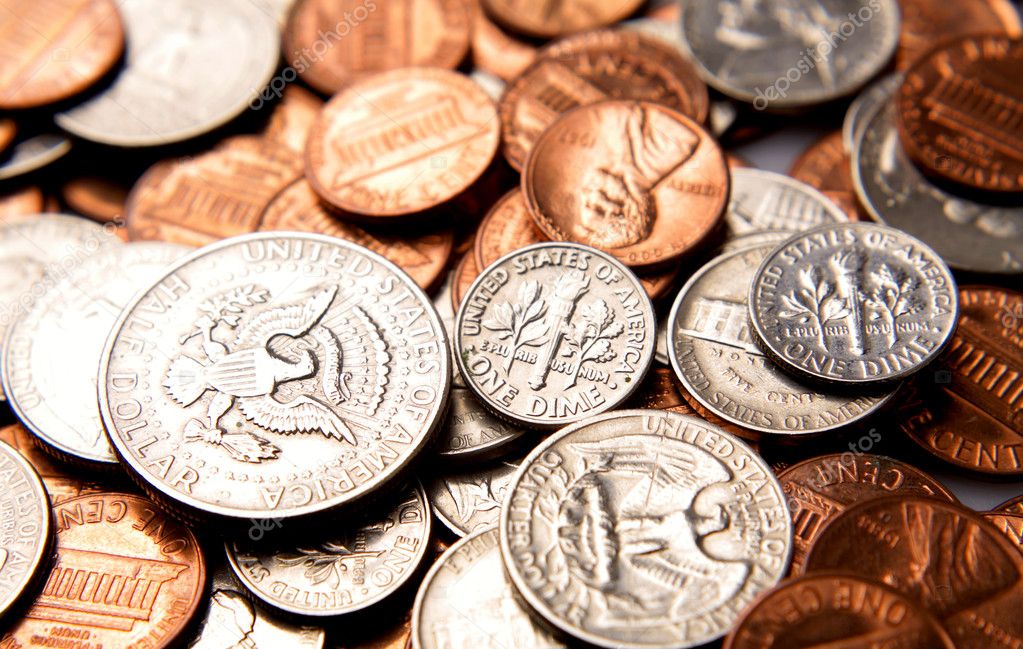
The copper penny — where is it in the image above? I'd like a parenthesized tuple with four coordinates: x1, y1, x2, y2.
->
(804, 496, 1023, 647)
(260, 84, 323, 155)
(985, 512, 1023, 555)
(450, 252, 478, 312)
(0, 423, 105, 505)
(258, 179, 453, 290)
(306, 68, 499, 218)
(524, 99, 728, 269)
(789, 131, 865, 221)
(896, 0, 1022, 70)
(471, 8, 537, 82)
(283, 0, 471, 95)
(899, 286, 1023, 475)
(779, 453, 955, 574)
(2, 492, 205, 648)
(898, 35, 1023, 193)
(127, 135, 303, 245)
(481, 0, 643, 39)
(625, 366, 696, 414)
(0, 186, 44, 224)
(0, 0, 124, 109)
(61, 176, 128, 224)
(473, 188, 544, 270)
(0, 119, 15, 154)
(996, 495, 1023, 515)
(499, 29, 709, 171)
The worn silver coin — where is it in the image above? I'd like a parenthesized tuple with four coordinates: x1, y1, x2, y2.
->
(0, 133, 72, 182)
(501, 409, 792, 649)
(227, 481, 431, 617)
(432, 271, 465, 389)
(724, 169, 848, 241)
(669, 244, 893, 436)
(842, 72, 901, 154)
(455, 242, 655, 429)
(99, 233, 449, 520)
(55, 0, 279, 147)
(749, 222, 958, 385)
(853, 98, 1023, 274)
(679, 0, 900, 109)
(3, 242, 191, 467)
(412, 526, 563, 649)
(429, 457, 520, 537)
(719, 230, 793, 255)
(0, 439, 51, 619)
(436, 388, 525, 462)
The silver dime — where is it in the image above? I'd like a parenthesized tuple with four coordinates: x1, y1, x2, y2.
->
(429, 457, 519, 537)
(841, 72, 901, 154)
(455, 243, 655, 429)
(412, 526, 563, 649)
(724, 168, 848, 241)
(3, 242, 191, 467)
(500, 409, 791, 649)
(854, 99, 1023, 274)
(668, 244, 893, 436)
(0, 439, 51, 619)
(679, 0, 900, 109)
(0, 133, 71, 182)
(749, 222, 959, 385)
(55, 0, 279, 147)
(99, 233, 449, 519)
(227, 482, 431, 617)
(435, 388, 525, 461)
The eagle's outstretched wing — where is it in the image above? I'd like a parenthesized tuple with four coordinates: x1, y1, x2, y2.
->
(236, 394, 356, 445)
(233, 286, 338, 349)
(570, 435, 730, 492)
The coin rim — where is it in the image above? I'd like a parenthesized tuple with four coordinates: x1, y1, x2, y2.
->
(0, 439, 52, 618)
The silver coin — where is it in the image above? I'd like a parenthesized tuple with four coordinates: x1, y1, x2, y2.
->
(668, 244, 893, 436)
(227, 481, 431, 617)
(654, 313, 670, 366)
(679, 0, 900, 109)
(0, 439, 51, 619)
(412, 526, 563, 649)
(99, 233, 449, 519)
(429, 457, 520, 537)
(3, 242, 191, 467)
(749, 222, 959, 385)
(0, 133, 71, 182)
(432, 270, 465, 389)
(455, 242, 655, 429)
(55, 0, 279, 147)
(500, 409, 791, 649)
(724, 168, 848, 241)
(435, 388, 525, 461)
(470, 69, 507, 102)
(719, 230, 793, 255)
(841, 72, 901, 154)
(853, 99, 1023, 274)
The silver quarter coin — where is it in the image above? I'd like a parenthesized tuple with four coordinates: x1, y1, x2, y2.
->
(412, 526, 563, 649)
(0, 133, 71, 182)
(455, 243, 655, 429)
(429, 457, 520, 537)
(668, 244, 893, 436)
(749, 222, 958, 385)
(55, 0, 279, 147)
(500, 409, 791, 649)
(724, 168, 848, 241)
(679, 0, 900, 109)
(227, 481, 431, 617)
(853, 99, 1023, 274)
(99, 233, 449, 519)
(719, 230, 793, 255)
(841, 72, 901, 154)
(3, 242, 191, 467)
(0, 439, 51, 619)
(435, 388, 525, 462)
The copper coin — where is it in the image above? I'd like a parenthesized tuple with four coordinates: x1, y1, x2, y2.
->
(61, 176, 128, 224)
(0, 119, 15, 154)
(789, 131, 865, 221)
(473, 188, 544, 270)
(524, 99, 728, 269)
(899, 286, 1023, 475)
(283, 0, 471, 95)
(724, 572, 954, 649)
(804, 496, 1023, 647)
(499, 29, 709, 171)
(481, 0, 643, 39)
(127, 135, 303, 245)
(258, 179, 453, 290)
(985, 512, 1023, 555)
(2, 492, 205, 648)
(625, 366, 696, 414)
(0, 423, 105, 505)
(996, 495, 1023, 515)
(0, 0, 124, 109)
(0, 186, 44, 223)
(779, 453, 955, 574)
(450, 252, 478, 312)
(471, 8, 537, 82)
(259, 84, 323, 155)
(306, 68, 499, 218)
(896, 0, 1022, 70)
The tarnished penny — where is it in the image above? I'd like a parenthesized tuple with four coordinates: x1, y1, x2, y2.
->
(899, 286, 1023, 475)
(481, 0, 643, 38)
(789, 131, 865, 221)
(626, 366, 695, 414)
(434, 388, 524, 462)
(61, 176, 129, 224)
(451, 252, 478, 312)
(0, 423, 105, 505)
(723, 572, 955, 649)
(0, 439, 50, 620)
(985, 512, 1023, 555)
(428, 457, 519, 537)
(804, 496, 1023, 648)
(779, 453, 955, 574)
(0, 0, 124, 109)
(258, 179, 453, 290)
(897, 35, 1023, 193)
(306, 68, 499, 218)
(470, 9, 536, 82)
(0, 187, 44, 223)
(724, 168, 849, 242)
(525, 100, 728, 269)
(283, 0, 471, 95)
(895, 0, 1022, 70)
(2, 492, 205, 648)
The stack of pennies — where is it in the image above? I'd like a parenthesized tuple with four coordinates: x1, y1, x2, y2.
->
(0, 0, 1021, 647)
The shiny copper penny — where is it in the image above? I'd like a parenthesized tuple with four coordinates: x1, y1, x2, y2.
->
(804, 496, 1023, 647)
(524, 99, 728, 269)
(985, 512, 1023, 555)
(779, 453, 955, 574)
(473, 188, 544, 270)
(0, 186, 44, 224)
(306, 68, 500, 218)
(450, 252, 478, 313)
(260, 84, 323, 155)
(724, 572, 954, 649)
(789, 131, 865, 221)
(61, 176, 128, 224)
(258, 179, 453, 290)
(0, 119, 15, 154)
(499, 30, 709, 171)
(897, 35, 1023, 193)
(127, 135, 302, 245)
(2, 492, 205, 648)
(471, 8, 536, 82)
(996, 495, 1023, 515)
(896, 0, 1022, 70)
(899, 286, 1023, 475)
(481, 0, 643, 39)
(0, 423, 105, 505)
(625, 366, 697, 414)
(0, 0, 124, 109)
(284, 0, 471, 95)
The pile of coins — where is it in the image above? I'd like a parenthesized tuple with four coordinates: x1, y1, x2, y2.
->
(0, 0, 1020, 647)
